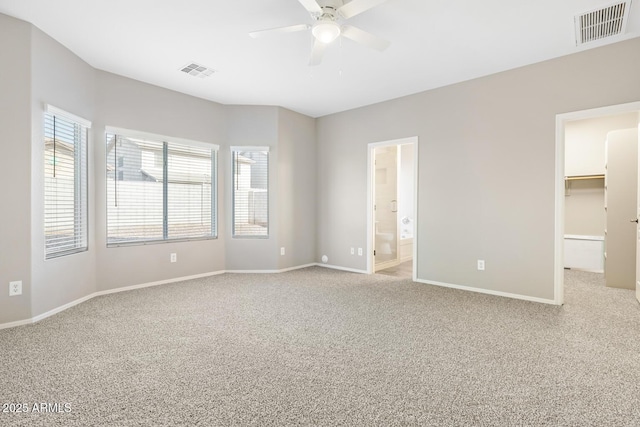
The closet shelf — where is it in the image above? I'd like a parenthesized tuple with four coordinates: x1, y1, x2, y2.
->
(565, 174, 605, 181)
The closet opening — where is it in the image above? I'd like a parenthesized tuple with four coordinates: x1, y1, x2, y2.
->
(555, 102, 640, 304)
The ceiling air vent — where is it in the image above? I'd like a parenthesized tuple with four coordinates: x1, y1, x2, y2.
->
(180, 62, 215, 78)
(575, 1, 632, 45)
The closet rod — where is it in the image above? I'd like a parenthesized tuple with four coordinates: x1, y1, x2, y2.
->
(565, 174, 605, 181)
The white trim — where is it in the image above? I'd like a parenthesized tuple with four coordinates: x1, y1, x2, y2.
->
(284, 263, 317, 272)
(564, 234, 604, 241)
(0, 264, 319, 330)
(557, 101, 640, 121)
(0, 271, 224, 331)
(415, 278, 558, 305)
(0, 318, 38, 330)
(367, 136, 419, 280)
(555, 101, 640, 306)
(94, 271, 226, 297)
(316, 263, 368, 274)
(411, 141, 419, 283)
(226, 263, 317, 274)
(368, 136, 418, 149)
(105, 126, 218, 150)
(45, 104, 92, 128)
(0, 292, 96, 331)
(367, 144, 373, 273)
(31, 294, 96, 324)
(554, 113, 566, 305)
(230, 146, 270, 152)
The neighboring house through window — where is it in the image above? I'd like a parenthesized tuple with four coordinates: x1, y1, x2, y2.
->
(44, 105, 90, 259)
(231, 146, 269, 238)
(106, 128, 218, 245)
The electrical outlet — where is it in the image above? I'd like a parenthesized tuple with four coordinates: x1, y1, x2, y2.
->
(170, 253, 177, 263)
(9, 281, 22, 296)
(477, 260, 485, 271)
(350, 247, 355, 255)
(358, 248, 363, 256)
(280, 247, 285, 256)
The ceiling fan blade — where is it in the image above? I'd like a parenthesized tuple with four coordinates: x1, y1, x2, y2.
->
(341, 25, 390, 51)
(308, 39, 327, 66)
(298, 0, 323, 14)
(249, 24, 310, 38)
(338, 0, 389, 19)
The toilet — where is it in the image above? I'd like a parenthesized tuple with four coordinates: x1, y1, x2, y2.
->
(375, 223, 394, 255)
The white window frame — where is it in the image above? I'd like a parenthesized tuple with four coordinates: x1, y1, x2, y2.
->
(44, 104, 91, 259)
(231, 146, 270, 238)
(106, 127, 219, 246)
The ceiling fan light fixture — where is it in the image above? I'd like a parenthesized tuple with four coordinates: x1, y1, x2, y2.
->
(312, 21, 341, 44)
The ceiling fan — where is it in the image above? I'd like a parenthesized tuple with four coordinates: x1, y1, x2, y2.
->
(249, 0, 391, 66)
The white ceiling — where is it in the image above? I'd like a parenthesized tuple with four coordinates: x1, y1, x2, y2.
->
(0, 0, 638, 117)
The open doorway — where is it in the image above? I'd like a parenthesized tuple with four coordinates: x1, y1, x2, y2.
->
(555, 102, 640, 304)
(367, 137, 418, 280)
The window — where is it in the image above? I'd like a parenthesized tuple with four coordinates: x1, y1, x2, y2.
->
(44, 105, 90, 259)
(106, 129, 217, 245)
(232, 146, 269, 238)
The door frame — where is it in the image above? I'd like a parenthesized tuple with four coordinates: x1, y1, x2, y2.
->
(554, 101, 640, 305)
(367, 136, 419, 280)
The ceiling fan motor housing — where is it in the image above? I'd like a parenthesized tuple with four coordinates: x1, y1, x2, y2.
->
(312, 1, 343, 43)
(314, 0, 345, 19)
(250, 0, 390, 65)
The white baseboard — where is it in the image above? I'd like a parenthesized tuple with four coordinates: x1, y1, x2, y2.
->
(31, 293, 96, 324)
(0, 293, 99, 331)
(315, 263, 368, 274)
(0, 318, 36, 330)
(283, 263, 317, 272)
(1, 265, 559, 330)
(94, 270, 226, 297)
(415, 278, 558, 305)
(0, 264, 319, 330)
(226, 263, 317, 274)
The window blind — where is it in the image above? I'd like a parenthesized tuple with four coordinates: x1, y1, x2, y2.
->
(167, 141, 216, 239)
(107, 135, 164, 243)
(44, 111, 89, 259)
(232, 147, 269, 238)
(106, 131, 217, 245)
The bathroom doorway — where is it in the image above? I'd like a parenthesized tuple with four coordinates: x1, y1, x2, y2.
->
(367, 137, 418, 279)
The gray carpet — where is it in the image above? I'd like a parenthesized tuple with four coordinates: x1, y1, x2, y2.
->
(1, 267, 640, 426)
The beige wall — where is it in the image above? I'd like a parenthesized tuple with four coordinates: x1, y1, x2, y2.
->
(565, 113, 639, 176)
(2, 10, 640, 324)
(224, 105, 280, 271)
(564, 179, 605, 236)
(94, 71, 228, 291)
(223, 105, 318, 271)
(0, 14, 32, 324)
(277, 108, 317, 270)
(317, 37, 640, 301)
(0, 13, 318, 325)
(29, 26, 97, 317)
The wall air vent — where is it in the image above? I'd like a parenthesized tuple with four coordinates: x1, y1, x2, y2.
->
(180, 62, 215, 78)
(575, 1, 631, 45)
